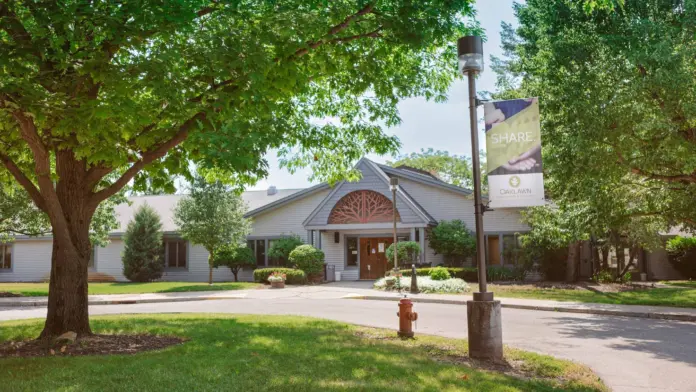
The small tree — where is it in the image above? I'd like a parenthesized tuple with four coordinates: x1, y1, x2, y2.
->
(122, 204, 164, 282)
(213, 244, 256, 282)
(386, 241, 421, 269)
(174, 177, 251, 284)
(289, 245, 325, 281)
(428, 220, 476, 265)
(267, 235, 304, 266)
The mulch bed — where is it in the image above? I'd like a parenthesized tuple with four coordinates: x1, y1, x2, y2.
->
(0, 334, 185, 358)
(0, 292, 22, 298)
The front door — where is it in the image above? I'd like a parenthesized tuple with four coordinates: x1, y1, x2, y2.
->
(359, 237, 393, 279)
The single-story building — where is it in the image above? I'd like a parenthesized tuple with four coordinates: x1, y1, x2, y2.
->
(0, 158, 686, 282)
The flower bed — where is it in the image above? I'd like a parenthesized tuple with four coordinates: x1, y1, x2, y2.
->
(374, 276, 470, 294)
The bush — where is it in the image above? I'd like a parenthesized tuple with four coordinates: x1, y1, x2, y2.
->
(122, 205, 165, 282)
(486, 266, 517, 281)
(592, 269, 614, 284)
(666, 236, 696, 279)
(253, 268, 306, 285)
(385, 241, 421, 269)
(400, 267, 478, 282)
(212, 244, 255, 282)
(427, 220, 476, 265)
(429, 267, 451, 281)
(374, 276, 469, 293)
(267, 235, 304, 266)
(288, 244, 325, 276)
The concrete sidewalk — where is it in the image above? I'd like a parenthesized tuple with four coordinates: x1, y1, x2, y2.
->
(1, 283, 695, 322)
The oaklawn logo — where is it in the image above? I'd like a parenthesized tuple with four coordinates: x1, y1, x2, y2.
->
(502, 175, 532, 195)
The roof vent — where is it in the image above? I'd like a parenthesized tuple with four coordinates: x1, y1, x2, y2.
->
(267, 186, 278, 196)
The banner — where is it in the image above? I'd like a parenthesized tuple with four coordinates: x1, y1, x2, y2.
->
(484, 98, 545, 208)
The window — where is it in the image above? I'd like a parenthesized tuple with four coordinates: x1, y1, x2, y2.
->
(0, 244, 11, 270)
(88, 245, 96, 269)
(255, 239, 266, 267)
(502, 234, 518, 265)
(346, 237, 358, 266)
(164, 240, 187, 268)
(415, 228, 420, 242)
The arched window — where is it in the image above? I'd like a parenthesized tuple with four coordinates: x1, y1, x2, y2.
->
(328, 190, 400, 224)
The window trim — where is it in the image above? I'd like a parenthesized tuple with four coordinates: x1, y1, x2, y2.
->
(164, 239, 189, 271)
(0, 243, 13, 273)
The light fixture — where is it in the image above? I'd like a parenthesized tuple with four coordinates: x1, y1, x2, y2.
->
(389, 177, 399, 191)
(457, 36, 484, 74)
(334, 232, 340, 243)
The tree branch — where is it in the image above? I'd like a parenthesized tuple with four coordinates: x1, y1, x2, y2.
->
(0, 151, 46, 212)
(91, 112, 207, 204)
(612, 144, 696, 183)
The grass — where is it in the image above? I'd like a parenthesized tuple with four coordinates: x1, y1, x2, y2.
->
(661, 280, 696, 289)
(0, 281, 260, 297)
(0, 314, 607, 392)
(488, 284, 696, 308)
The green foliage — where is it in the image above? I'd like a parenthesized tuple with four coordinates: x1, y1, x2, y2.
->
(288, 245, 325, 276)
(400, 267, 478, 282)
(621, 272, 632, 283)
(253, 268, 306, 285)
(385, 241, 421, 269)
(429, 267, 451, 281)
(666, 236, 696, 279)
(267, 235, 303, 266)
(592, 270, 614, 284)
(174, 176, 251, 283)
(487, 266, 523, 282)
(212, 244, 255, 282)
(387, 148, 485, 189)
(493, 0, 696, 231)
(427, 220, 476, 264)
(122, 205, 164, 282)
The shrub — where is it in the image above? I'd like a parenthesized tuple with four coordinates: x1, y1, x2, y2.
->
(385, 241, 421, 269)
(621, 272, 632, 284)
(429, 267, 451, 281)
(486, 266, 524, 281)
(212, 244, 255, 282)
(592, 269, 614, 284)
(666, 236, 696, 279)
(374, 276, 469, 293)
(253, 268, 306, 285)
(400, 267, 478, 282)
(122, 204, 164, 282)
(289, 245, 325, 276)
(427, 220, 476, 265)
(267, 235, 304, 266)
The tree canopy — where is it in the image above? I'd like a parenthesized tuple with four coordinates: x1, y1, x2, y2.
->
(493, 0, 696, 232)
(387, 148, 479, 188)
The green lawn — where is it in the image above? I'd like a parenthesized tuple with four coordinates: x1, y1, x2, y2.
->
(0, 282, 259, 297)
(662, 280, 696, 289)
(0, 314, 606, 392)
(488, 284, 696, 308)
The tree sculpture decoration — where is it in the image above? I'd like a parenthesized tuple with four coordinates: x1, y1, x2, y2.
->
(328, 190, 399, 224)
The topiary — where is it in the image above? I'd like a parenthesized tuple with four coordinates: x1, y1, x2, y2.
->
(289, 245, 325, 277)
(429, 266, 451, 281)
(122, 204, 165, 282)
(385, 241, 421, 269)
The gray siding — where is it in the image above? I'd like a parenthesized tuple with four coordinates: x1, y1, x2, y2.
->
(306, 161, 425, 226)
(252, 189, 330, 241)
(0, 240, 52, 282)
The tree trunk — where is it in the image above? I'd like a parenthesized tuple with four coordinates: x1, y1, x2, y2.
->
(601, 247, 609, 270)
(566, 241, 580, 282)
(209, 264, 213, 285)
(232, 269, 239, 282)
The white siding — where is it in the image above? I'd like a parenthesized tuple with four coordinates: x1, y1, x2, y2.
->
(251, 189, 330, 241)
(95, 240, 127, 281)
(0, 240, 52, 282)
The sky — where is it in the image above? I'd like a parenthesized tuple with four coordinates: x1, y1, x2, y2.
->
(249, 0, 520, 191)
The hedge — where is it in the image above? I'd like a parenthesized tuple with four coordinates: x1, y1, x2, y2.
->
(400, 267, 478, 282)
(253, 268, 306, 285)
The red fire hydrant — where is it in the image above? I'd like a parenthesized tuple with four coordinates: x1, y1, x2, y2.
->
(397, 298, 418, 338)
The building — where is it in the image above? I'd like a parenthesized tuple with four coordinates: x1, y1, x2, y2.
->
(0, 158, 683, 282)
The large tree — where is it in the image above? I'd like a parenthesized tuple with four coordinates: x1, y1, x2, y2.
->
(174, 176, 251, 284)
(492, 0, 696, 231)
(0, 1, 476, 337)
(387, 148, 478, 188)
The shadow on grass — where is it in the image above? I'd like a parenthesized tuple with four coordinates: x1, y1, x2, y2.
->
(0, 314, 604, 392)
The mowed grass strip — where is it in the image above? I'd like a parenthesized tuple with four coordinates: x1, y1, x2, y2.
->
(0, 281, 259, 297)
(489, 284, 696, 308)
(0, 314, 607, 392)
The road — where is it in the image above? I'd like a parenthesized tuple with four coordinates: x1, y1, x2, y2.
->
(1, 298, 695, 392)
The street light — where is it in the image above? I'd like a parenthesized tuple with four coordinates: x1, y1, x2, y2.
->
(458, 35, 503, 362)
(390, 177, 399, 277)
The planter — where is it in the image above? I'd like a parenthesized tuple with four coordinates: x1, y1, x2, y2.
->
(270, 281, 285, 289)
(308, 273, 324, 284)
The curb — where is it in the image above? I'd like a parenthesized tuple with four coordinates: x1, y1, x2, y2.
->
(342, 295, 696, 322)
(0, 295, 245, 308)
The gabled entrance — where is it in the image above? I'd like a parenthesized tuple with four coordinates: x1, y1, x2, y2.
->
(359, 237, 393, 280)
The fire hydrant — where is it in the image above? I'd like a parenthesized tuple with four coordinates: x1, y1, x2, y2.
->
(397, 298, 418, 338)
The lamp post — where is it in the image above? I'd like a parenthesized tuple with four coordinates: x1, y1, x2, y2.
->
(390, 177, 399, 277)
(458, 35, 503, 361)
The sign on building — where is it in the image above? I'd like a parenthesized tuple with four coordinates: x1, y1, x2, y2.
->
(484, 98, 545, 208)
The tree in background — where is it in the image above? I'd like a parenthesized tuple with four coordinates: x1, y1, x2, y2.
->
(387, 148, 487, 189)
(267, 235, 304, 266)
(492, 0, 696, 231)
(122, 204, 164, 282)
(386, 241, 421, 269)
(174, 177, 251, 285)
(213, 244, 256, 282)
(427, 220, 476, 266)
(0, 0, 477, 338)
